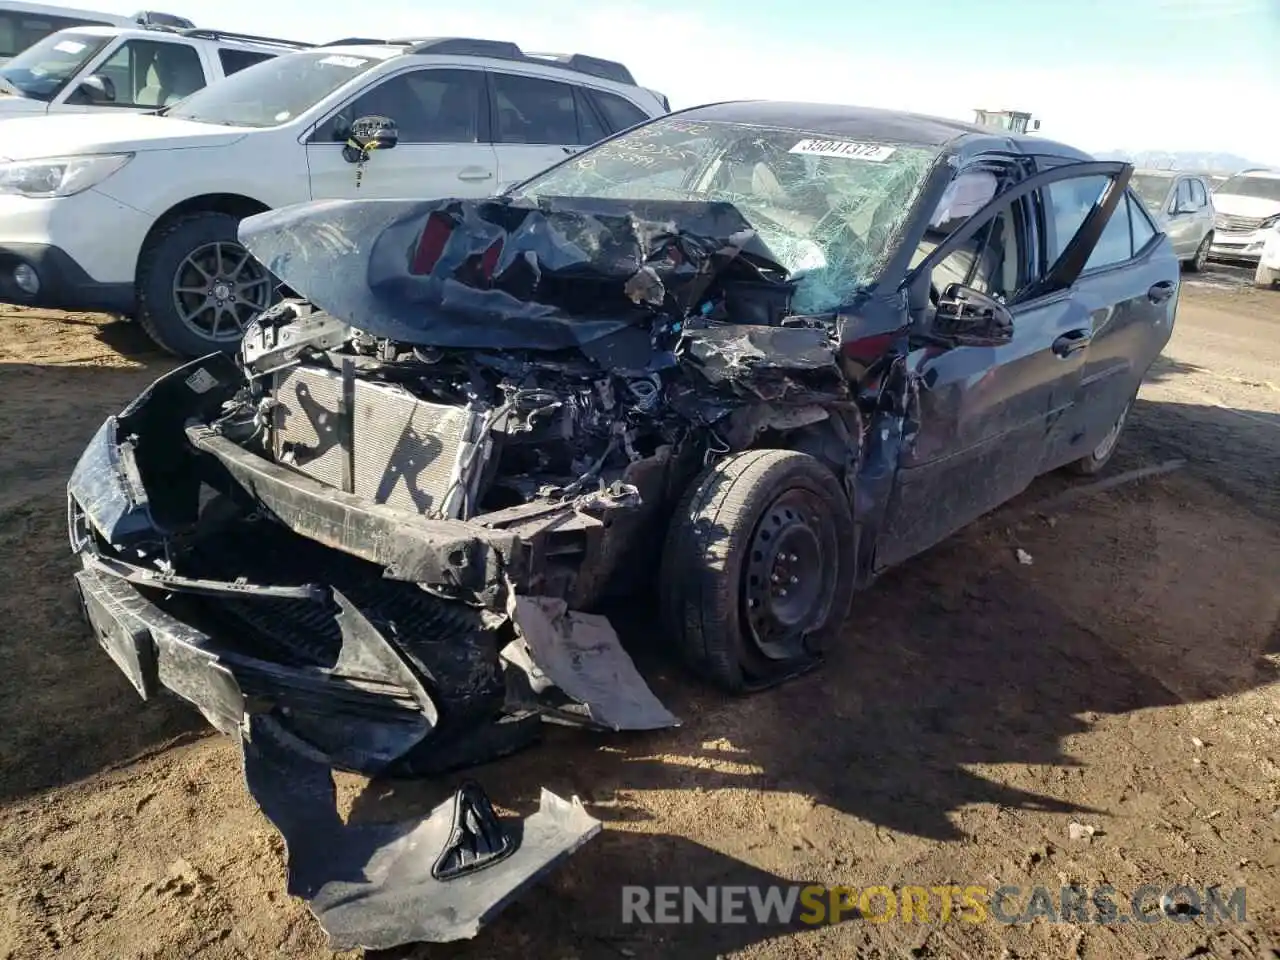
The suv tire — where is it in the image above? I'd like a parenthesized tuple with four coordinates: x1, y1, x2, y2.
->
(136, 211, 277, 357)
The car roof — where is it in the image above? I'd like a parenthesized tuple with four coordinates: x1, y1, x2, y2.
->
(1134, 169, 1180, 177)
(677, 100, 1094, 162)
(47, 23, 308, 51)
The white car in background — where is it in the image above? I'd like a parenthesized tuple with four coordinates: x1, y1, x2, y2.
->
(0, 22, 307, 116)
(0, 2, 176, 63)
(0, 37, 669, 356)
(1207, 168, 1280, 288)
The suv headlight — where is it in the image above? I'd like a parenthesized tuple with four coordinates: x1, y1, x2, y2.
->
(0, 153, 133, 199)
(1260, 214, 1280, 230)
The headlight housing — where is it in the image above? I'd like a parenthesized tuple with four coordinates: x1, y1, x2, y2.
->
(1259, 214, 1280, 231)
(0, 153, 132, 199)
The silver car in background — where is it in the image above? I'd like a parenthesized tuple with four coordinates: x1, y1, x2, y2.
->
(1129, 169, 1215, 272)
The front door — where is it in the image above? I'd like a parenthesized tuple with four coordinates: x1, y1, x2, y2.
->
(305, 66, 499, 201)
(874, 160, 1133, 570)
(54, 36, 207, 113)
(1162, 177, 1200, 259)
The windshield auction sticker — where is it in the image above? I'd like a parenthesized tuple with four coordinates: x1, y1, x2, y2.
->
(789, 138, 896, 162)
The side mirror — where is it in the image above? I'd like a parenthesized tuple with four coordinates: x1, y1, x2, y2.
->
(933, 283, 1014, 347)
(340, 115, 398, 163)
(76, 74, 115, 104)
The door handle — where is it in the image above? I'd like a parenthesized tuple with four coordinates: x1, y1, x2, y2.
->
(1052, 328, 1092, 357)
(457, 167, 494, 181)
(1147, 280, 1176, 303)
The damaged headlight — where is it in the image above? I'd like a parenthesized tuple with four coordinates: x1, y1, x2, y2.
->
(0, 153, 132, 199)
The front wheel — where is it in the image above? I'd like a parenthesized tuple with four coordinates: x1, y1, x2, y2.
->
(660, 450, 857, 693)
(136, 211, 277, 358)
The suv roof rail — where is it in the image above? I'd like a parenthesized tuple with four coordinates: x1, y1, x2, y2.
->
(321, 37, 393, 47)
(400, 36, 524, 59)
(179, 27, 313, 49)
(131, 10, 195, 29)
(393, 36, 638, 84)
(525, 52, 635, 85)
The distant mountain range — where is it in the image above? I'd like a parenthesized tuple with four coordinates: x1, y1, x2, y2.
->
(1092, 149, 1274, 174)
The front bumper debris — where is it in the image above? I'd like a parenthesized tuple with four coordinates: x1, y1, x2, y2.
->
(66, 358, 677, 948)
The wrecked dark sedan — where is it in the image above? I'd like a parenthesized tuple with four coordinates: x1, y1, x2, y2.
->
(66, 101, 1178, 948)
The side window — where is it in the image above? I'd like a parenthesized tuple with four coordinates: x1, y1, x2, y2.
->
(491, 72, 580, 144)
(316, 69, 484, 143)
(572, 86, 607, 144)
(218, 48, 275, 76)
(1130, 192, 1158, 251)
(0, 13, 106, 58)
(1082, 192, 1134, 271)
(589, 89, 649, 133)
(929, 203, 1027, 302)
(93, 40, 205, 107)
(1190, 178, 1208, 208)
(1175, 178, 1193, 211)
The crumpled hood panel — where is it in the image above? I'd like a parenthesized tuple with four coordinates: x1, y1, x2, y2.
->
(238, 196, 791, 352)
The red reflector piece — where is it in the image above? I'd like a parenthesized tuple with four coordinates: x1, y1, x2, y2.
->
(410, 212, 454, 275)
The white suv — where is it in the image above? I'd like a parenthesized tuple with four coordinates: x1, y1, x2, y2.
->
(0, 37, 669, 356)
(0, 23, 307, 117)
(1207, 168, 1280, 288)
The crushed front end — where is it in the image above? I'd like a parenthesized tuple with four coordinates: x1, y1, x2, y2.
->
(65, 193, 882, 948)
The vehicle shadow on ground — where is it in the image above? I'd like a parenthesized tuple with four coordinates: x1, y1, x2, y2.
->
(57, 315, 170, 362)
(344, 396, 1280, 958)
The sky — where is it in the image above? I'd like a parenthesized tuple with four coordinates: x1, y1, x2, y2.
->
(79, 0, 1280, 164)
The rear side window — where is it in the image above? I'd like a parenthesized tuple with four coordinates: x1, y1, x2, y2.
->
(218, 48, 275, 76)
(1045, 177, 1157, 274)
(589, 88, 649, 133)
(491, 72, 581, 144)
(1176, 178, 1193, 211)
(1190, 178, 1208, 207)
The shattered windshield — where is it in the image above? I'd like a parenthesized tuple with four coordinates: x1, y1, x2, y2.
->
(1129, 174, 1173, 214)
(164, 50, 379, 127)
(509, 118, 941, 313)
(0, 30, 107, 100)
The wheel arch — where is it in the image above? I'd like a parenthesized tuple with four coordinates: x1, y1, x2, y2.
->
(137, 193, 272, 273)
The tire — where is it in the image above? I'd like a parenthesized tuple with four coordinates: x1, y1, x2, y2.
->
(1255, 261, 1279, 289)
(660, 449, 857, 693)
(136, 211, 277, 358)
(1185, 233, 1212, 273)
(1067, 395, 1134, 476)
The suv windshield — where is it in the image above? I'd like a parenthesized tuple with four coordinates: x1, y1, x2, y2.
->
(1129, 174, 1174, 214)
(511, 117, 940, 313)
(164, 49, 379, 127)
(0, 30, 108, 100)
(1216, 174, 1280, 203)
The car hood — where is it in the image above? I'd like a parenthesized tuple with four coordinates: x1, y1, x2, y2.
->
(239, 196, 795, 353)
(1212, 193, 1280, 219)
(0, 93, 44, 115)
(0, 113, 248, 160)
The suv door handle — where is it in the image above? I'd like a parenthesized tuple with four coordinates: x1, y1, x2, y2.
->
(1147, 280, 1175, 303)
(1052, 328, 1092, 357)
(457, 167, 494, 181)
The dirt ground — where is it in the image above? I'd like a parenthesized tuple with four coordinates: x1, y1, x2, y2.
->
(0, 272, 1277, 960)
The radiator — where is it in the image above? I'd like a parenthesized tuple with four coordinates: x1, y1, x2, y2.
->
(270, 366, 486, 519)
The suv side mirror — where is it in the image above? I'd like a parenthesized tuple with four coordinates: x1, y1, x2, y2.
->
(75, 74, 116, 104)
(340, 115, 398, 163)
(933, 283, 1014, 347)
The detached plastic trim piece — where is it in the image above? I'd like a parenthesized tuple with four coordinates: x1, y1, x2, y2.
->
(431, 781, 517, 880)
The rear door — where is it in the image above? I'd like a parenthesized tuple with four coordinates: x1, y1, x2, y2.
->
(875, 160, 1132, 570)
(488, 70, 605, 191)
(1040, 180, 1178, 467)
(305, 66, 498, 200)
